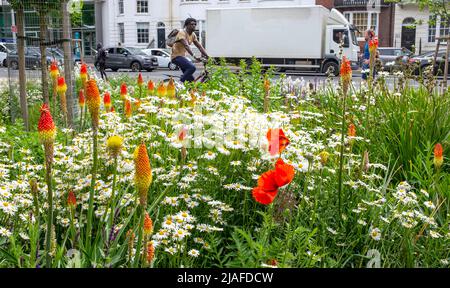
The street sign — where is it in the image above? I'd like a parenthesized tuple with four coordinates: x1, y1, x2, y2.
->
(11, 26, 17, 33)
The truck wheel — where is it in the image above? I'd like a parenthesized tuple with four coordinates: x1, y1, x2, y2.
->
(323, 61, 339, 76)
(131, 62, 142, 72)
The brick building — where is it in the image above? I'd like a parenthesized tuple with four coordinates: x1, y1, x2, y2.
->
(320, 0, 395, 47)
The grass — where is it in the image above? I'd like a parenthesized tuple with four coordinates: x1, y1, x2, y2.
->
(0, 59, 448, 268)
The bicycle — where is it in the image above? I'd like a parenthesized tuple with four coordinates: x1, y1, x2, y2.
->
(163, 57, 209, 84)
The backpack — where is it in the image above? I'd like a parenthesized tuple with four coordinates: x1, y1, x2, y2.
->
(166, 29, 179, 47)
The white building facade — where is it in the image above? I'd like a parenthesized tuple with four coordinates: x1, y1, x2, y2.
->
(393, 3, 448, 54)
(97, 0, 315, 49)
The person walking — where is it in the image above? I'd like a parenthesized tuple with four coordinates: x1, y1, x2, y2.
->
(361, 29, 375, 82)
(95, 42, 108, 81)
(171, 18, 209, 83)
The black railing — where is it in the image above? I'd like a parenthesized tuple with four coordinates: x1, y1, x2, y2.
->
(334, 0, 392, 8)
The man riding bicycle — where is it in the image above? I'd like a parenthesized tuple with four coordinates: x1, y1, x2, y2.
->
(171, 18, 209, 83)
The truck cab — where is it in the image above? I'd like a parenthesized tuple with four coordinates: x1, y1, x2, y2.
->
(323, 9, 360, 74)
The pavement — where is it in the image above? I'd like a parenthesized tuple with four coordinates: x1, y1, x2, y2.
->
(1, 66, 449, 91)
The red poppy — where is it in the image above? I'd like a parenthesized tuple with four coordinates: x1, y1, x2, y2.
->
(273, 158, 295, 187)
(267, 128, 290, 155)
(252, 186, 278, 205)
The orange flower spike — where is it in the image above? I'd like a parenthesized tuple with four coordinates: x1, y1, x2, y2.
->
(111, 106, 115, 113)
(56, 76, 67, 95)
(267, 128, 290, 156)
(263, 78, 270, 93)
(434, 143, 444, 169)
(178, 127, 187, 141)
(86, 79, 101, 129)
(134, 143, 152, 206)
(103, 91, 112, 112)
(348, 123, 356, 137)
(124, 99, 132, 118)
(49, 61, 59, 80)
(156, 82, 166, 98)
(340, 56, 352, 85)
(80, 63, 88, 85)
(38, 104, 56, 145)
(67, 190, 77, 208)
(120, 83, 127, 100)
(166, 78, 176, 98)
(146, 242, 155, 264)
(143, 212, 153, 236)
(147, 80, 155, 95)
(137, 73, 144, 87)
(78, 89, 85, 108)
(369, 36, 379, 54)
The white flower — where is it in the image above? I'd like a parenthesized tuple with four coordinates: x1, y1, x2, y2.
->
(327, 227, 338, 235)
(0, 227, 12, 237)
(370, 228, 381, 241)
(188, 249, 200, 257)
(357, 219, 367, 226)
(424, 201, 435, 209)
(429, 230, 442, 239)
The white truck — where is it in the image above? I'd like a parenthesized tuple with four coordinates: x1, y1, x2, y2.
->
(206, 5, 359, 75)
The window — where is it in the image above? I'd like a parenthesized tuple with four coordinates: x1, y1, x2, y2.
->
(440, 16, 450, 37)
(344, 12, 379, 39)
(137, 22, 150, 43)
(137, 0, 149, 14)
(428, 15, 436, 42)
(118, 0, 124, 14)
(107, 48, 115, 54)
(352, 13, 368, 38)
(118, 23, 125, 44)
(332, 29, 349, 48)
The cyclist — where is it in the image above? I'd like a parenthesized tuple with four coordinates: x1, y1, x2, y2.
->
(171, 18, 209, 83)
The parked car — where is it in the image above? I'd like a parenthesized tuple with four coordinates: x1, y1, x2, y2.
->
(46, 47, 81, 64)
(409, 50, 450, 75)
(0, 43, 16, 67)
(142, 48, 192, 70)
(6, 47, 60, 70)
(378, 47, 412, 71)
(103, 46, 158, 72)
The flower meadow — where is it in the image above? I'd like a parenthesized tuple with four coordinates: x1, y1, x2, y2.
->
(0, 58, 449, 268)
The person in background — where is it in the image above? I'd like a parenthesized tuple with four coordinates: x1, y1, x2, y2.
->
(361, 29, 375, 81)
(171, 18, 209, 83)
(95, 42, 108, 81)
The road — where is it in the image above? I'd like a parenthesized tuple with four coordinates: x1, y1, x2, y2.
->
(2, 66, 449, 90)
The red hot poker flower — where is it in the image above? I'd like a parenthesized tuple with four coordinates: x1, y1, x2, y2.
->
(340, 56, 352, 84)
(103, 91, 112, 112)
(369, 36, 379, 54)
(434, 143, 444, 169)
(67, 190, 77, 207)
(147, 80, 155, 95)
(267, 128, 290, 156)
(38, 104, 56, 145)
(120, 83, 127, 99)
(79, 89, 85, 108)
(49, 61, 59, 80)
(137, 73, 144, 87)
(348, 123, 356, 137)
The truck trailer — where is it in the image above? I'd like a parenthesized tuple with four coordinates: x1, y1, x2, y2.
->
(206, 5, 360, 75)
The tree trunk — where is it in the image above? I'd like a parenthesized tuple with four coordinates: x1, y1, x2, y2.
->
(39, 10, 49, 105)
(62, 0, 74, 127)
(16, 6, 29, 131)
